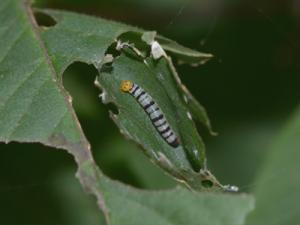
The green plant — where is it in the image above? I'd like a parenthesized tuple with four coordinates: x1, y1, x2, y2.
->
(1, 1, 299, 225)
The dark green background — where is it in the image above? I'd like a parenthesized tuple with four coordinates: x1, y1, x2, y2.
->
(1, 0, 299, 224)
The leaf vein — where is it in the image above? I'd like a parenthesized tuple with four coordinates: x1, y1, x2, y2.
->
(0, 27, 27, 65)
(7, 77, 51, 139)
(52, 110, 68, 133)
(0, 60, 43, 110)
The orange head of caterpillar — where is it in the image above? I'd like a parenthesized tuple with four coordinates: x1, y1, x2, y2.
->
(120, 80, 133, 92)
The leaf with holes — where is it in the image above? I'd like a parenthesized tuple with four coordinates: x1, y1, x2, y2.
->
(96, 51, 219, 190)
(40, 9, 224, 190)
(0, 0, 254, 224)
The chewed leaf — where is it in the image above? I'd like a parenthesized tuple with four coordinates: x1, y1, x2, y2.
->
(96, 51, 225, 190)
(0, 0, 86, 152)
(38, 9, 138, 76)
(39, 5, 231, 193)
(55, 168, 254, 225)
(1, 2, 244, 224)
(181, 85, 217, 136)
(99, 173, 255, 225)
(155, 35, 213, 65)
(118, 31, 213, 65)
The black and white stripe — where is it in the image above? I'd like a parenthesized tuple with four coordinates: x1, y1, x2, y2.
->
(129, 83, 179, 148)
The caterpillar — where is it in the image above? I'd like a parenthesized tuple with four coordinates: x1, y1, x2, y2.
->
(120, 80, 180, 148)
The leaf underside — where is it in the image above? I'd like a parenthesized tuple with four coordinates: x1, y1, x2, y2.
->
(97, 52, 206, 183)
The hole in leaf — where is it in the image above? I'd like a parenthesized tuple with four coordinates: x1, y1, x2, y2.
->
(63, 61, 176, 190)
(105, 42, 120, 59)
(104, 40, 145, 63)
(99, 42, 119, 73)
(62, 62, 144, 188)
(201, 179, 214, 188)
(34, 11, 57, 27)
(118, 31, 151, 54)
(106, 102, 119, 115)
(99, 63, 113, 74)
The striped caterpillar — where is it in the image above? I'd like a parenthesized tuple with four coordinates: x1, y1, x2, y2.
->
(120, 80, 180, 148)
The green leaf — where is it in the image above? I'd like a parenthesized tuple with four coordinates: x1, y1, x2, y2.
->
(55, 168, 254, 225)
(246, 106, 300, 225)
(37, 8, 136, 76)
(0, 1, 253, 224)
(41, 8, 225, 190)
(155, 35, 213, 65)
(118, 30, 213, 65)
(0, 0, 84, 149)
(100, 174, 255, 225)
(95, 50, 221, 190)
(97, 53, 208, 186)
(181, 85, 217, 136)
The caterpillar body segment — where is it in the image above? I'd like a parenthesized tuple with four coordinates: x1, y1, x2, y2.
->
(120, 80, 179, 148)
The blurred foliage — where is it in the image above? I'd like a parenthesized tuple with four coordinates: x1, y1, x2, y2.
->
(1, 0, 300, 224)
(246, 104, 300, 225)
